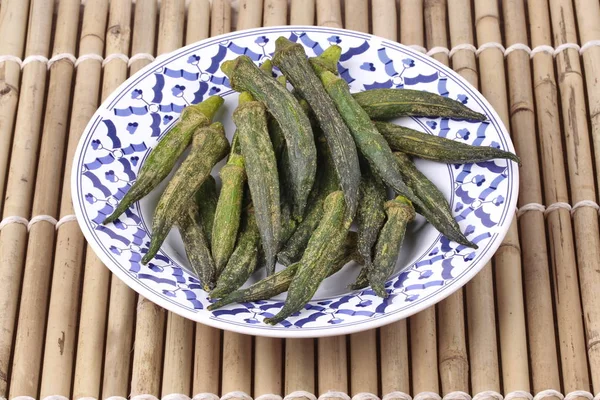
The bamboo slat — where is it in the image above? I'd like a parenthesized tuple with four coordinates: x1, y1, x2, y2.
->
(350, 330, 378, 395)
(254, 337, 283, 397)
(211, 0, 232, 36)
(525, 0, 565, 393)
(263, 0, 287, 26)
(38, 0, 108, 397)
(285, 339, 315, 395)
(221, 332, 252, 396)
(318, 336, 348, 395)
(290, 0, 314, 25)
(572, 0, 600, 391)
(0, 0, 29, 214)
(127, 1, 163, 398)
(316, 0, 342, 29)
(187, 0, 210, 43)
(6, 0, 79, 398)
(237, 0, 263, 30)
(548, 0, 594, 393)
(400, 0, 423, 48)
(0, 0, 53, 396)
(344, 0, 369, 33)
(371, 0, 397, 41)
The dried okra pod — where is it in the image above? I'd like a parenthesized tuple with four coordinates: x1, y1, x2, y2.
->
(103, 95, 224, 224)
(142, 122, 230, 264)
(352, 88, 487, 121)
(234, 92, 281, 276)
(264, 191, 348, 325)
(177, 204, 216, 291)
(393, 152, 476, 248)
(209, 231, 359, 310)
(368, 196, 415, 297)
(273, 37, 361, 222)
(356, 164, 387, 267)
(222, 55, 316, 218)
(210, 207, 260, 299)
(375, 121, 521, 165)
(194, 175, 218, 245)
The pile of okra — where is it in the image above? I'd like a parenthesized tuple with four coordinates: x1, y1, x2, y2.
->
(103, 37, 520, 325)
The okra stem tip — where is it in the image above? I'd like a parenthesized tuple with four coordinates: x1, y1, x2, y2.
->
(191, 95, 224, 121)
(274, 36, 296, 52)
(260, 59, 273, 72)
(221, 59, 238, 78)
(238, 91, 255, 105)
(319, 69, 339, 87)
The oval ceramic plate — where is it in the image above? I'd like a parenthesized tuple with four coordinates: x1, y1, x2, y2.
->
(72, 26, 518, 338)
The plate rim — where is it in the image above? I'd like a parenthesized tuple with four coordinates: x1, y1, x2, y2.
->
(71, 25, 519, 338)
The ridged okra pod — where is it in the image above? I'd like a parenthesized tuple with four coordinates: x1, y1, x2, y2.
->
(317, 70, 419, 205)
(222, 55, 316, 218)
(211, 207, 261, 299)
(178, 204, 217, 291)
(264, 191, 347, 325)
(375, 121, 520, 165)
(103, 95, 224, 224)
(142, 122, 230, 264)
(352, 88, 487, 121)
(368, 196, 415, 297)
(212, 133, 246, 273)
(233, 94, 281, 276)
(356, 164, 387, 267)
(273, 37, 361, 222)
(209, 231, 359, 310)
(393, 152, 476, 248)
(195, 175, 218, 245)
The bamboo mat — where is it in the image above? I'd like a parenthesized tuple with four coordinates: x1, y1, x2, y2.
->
(0, 0, 600, 399)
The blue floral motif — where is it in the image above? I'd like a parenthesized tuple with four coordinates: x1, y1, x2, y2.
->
(74, 28, 516, 333)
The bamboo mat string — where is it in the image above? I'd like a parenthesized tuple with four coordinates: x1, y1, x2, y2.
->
(0, 0, 54, 396)
(0, 0, 29, 215)
(547, 0, 594, 394)
(127, 0, 164, 397)
(497, 0, 539, 395)
(571, 0, 600, 391)
(424, 1, 470, 395)
(7, 1, 80, 397)
(38, 0, 108, 397)
(524, 0, 566, 395)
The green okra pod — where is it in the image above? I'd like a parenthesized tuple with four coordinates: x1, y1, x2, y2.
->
(264, 191, 348, 325)
(209, 231, 359, 310)
(210, 207, 261, 299)
(222, 55, 316, 218)
(194, 175, 218, 245)
(318, 70, 421, 206)
(375, 121, 521, 165)
(352, 88, 487, 121)
(273, 37, 361, 222)
(356, 164, 387, 267)
(368, 196, 415, 297)
(280, 200, 298, 245)
(212, 134, 246, 274)
(177, 204, 217, 291)
(142, 122, 230, 264)
(234, 96, 281, 276)
(103, 95, 224, 224)
(393, 152, 476, 248)
(350, 267, 369, 291)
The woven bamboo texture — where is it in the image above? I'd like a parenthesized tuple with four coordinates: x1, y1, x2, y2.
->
(0, 0, 599, 400)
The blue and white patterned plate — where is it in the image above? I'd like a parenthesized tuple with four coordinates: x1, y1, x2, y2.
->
(72, 26, 518, 338)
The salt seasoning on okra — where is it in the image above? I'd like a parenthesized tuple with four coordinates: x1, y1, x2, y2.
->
(234, 91, 281, 276)
(264, 191, 348, 325)
(103, 95, 224, 224)
(273, 37, 361, 222)
(368, 196, 415, 298)
(393, 152, 476, 248)
(209, 231, 360, 310)
(353, 88, 487, 121)
(210, 206, 261, 299)
(221, 55, 316, 218)
(375, 121, 521, 165)
(177, 204, 217, 291)
(142, 122, 230, 264)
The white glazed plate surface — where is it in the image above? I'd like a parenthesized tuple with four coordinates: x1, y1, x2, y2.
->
(72, 26, 519, 338)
